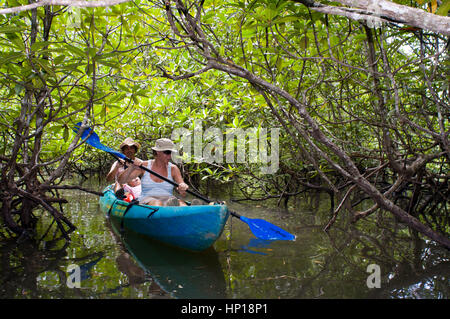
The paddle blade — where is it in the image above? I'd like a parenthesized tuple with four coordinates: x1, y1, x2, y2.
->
(73, 123, 126, 160)
(239, 216, 295, 241)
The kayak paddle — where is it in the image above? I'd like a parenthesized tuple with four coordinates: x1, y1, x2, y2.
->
(229, 211, 295, 241)
(73, 123, 296, 241)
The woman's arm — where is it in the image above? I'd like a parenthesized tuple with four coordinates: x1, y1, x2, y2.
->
(171, 165, 188, 197)
(118, 159, 145, 184)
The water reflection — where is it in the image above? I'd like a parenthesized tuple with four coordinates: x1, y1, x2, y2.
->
(0, 238, 106, 298)
(109, 219, 227, 299)
(214, 198, 450, 299)
(0, 181, 448, 299)
(239, 238, 275, 255)
(77, 252, 104, 282)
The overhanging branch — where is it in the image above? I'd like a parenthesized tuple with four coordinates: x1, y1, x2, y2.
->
(0, 0, 132, 14)
(292, 0, 450, 36)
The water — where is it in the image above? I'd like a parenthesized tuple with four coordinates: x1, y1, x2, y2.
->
(0, 179, 448, 299)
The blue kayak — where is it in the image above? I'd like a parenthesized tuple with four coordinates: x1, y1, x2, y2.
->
(99, 186, 229, 251)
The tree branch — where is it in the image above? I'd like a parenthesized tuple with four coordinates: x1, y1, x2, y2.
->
(292, 0, 450, 36)
(0, 0, 132, 14)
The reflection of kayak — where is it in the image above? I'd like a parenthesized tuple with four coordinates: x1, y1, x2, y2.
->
(114, 227, 227, 299)
(99, 186, 229, 251)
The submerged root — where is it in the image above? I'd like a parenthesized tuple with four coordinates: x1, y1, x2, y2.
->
(1, 190, 76, 243)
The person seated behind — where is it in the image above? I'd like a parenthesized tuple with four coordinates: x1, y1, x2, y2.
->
(118, 138, 189, 206)
(106, 137, 142, 183)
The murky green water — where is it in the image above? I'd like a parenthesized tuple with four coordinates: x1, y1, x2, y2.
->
(1, 178, 448, 299)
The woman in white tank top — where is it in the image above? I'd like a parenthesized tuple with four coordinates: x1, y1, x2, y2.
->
(118, 138, 189, 206)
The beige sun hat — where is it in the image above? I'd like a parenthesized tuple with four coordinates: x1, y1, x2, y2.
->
(119, 137, 141, 150)
(151, 138, 177, 152)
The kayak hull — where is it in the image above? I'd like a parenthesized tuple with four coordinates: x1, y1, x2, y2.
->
(99, 187, 229, 251)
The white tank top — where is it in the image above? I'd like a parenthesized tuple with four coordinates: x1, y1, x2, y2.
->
(139, 161, 174, 198)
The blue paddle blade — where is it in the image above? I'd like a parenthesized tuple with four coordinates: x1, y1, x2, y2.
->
(239, 216, 295, 241)
(73, 122, 126, 160)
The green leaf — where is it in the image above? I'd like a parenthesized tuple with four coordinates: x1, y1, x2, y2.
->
(10, 37, 25, 50)
(58, 63, 84, 74)
(273, 15, 300, 24)
(241, 28, 256, 38)
(330, 35, 340, 47)
(95, 59, 119, 68)
(65, 44, 86, 57)
(85, 63, 93, 75)
(276, 57, 283, 71)
(299, 36, 308, 50)
(0, 52, 24, 65)
(354, 34, 367, 42)
(87, 47, 97, 58)
(31, 41, 50, 52)
(436, 0, 450, 16)
(54, 55, 66, 65)
(0, 26, 26, 33)
(262, 8, 278, 21)
(63, 126, 69, 142)
(96, 51, 120, 59)
(33, 58, 56, 78)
